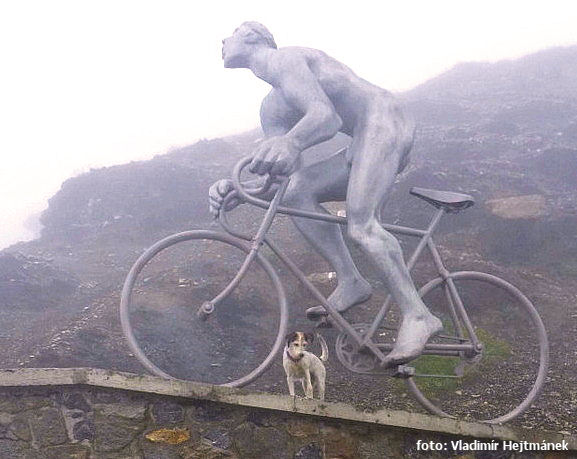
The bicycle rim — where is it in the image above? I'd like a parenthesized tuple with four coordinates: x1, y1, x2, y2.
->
(406, 271, 549, 423)
(120, 230, 288, 387)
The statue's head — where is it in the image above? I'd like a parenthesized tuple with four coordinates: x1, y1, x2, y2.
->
(222, 22, 277, 68)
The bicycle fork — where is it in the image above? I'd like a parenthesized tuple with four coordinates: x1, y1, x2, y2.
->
(197, 178, 292, 320)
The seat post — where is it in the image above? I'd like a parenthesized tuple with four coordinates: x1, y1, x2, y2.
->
(426, 208, 446, 237)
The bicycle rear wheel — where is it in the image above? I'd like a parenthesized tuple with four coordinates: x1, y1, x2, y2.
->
(120, 230, 288, 387)
(406, 271, 548, 423)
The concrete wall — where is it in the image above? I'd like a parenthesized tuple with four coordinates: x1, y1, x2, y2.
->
(0, 368, 574, 458)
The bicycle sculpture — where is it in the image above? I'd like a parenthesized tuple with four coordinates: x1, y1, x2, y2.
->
(121, 155, 549, 424)
(120, 22, 548, 424)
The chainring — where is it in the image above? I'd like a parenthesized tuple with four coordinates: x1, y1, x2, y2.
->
(335, 323, 381, 374)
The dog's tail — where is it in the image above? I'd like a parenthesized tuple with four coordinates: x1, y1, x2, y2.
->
(316, 332, 329, 362)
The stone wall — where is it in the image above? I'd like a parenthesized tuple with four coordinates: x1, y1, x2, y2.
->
(0, 368, 574, 458)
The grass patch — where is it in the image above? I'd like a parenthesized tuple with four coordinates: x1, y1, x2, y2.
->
(411, 355, 461, 395)
(401, 327, 513, 398)
(474, 327, 512, 361)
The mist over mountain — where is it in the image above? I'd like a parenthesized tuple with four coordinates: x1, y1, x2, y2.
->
(2, 45, 577, 431)
(403, 45, 577, 270)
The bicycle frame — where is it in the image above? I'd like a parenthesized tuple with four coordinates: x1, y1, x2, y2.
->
(205, 156, 481, 368)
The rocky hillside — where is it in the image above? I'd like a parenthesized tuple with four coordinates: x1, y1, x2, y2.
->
(2, 45, 577, 432)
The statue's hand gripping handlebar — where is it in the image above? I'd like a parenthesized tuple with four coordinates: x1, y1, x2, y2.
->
(231, 156, 283, 206)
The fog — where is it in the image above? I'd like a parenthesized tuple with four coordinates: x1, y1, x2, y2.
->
(1, 0, 576, 249)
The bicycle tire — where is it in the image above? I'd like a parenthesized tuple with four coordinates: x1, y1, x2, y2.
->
(405, 271, 549, 424)
(120, 230, 288, 387)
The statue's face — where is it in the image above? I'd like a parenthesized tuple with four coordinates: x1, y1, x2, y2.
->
(222, 26, 251, 68)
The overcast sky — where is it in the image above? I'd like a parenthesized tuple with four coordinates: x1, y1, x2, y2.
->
(1, 0, 576, 249)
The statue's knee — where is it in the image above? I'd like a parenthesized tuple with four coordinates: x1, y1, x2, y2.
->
(348, 220, 401, 252)
(347, 221, 373, 245)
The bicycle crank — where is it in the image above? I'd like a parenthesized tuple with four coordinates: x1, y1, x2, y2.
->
(335, 323, 380, 374)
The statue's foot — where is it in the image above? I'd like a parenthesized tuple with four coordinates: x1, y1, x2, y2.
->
(306, 279, 372, 320)
(381, 312, 443, 368)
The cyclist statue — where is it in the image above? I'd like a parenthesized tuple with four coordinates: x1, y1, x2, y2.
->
(209, 22, 442, 367)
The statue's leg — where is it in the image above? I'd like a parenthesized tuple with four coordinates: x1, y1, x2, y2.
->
(283, 149, 372, 314)
(346, 122, 442, 367)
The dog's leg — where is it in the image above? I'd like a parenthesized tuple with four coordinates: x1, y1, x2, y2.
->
(304, 371, 314, 399)
(287, 377, 296, 396)
(316, 374, 326, 401)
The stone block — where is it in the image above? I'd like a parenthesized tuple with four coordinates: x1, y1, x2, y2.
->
(202, 428, 232, 450)
(28, 407, 68, 447)
(38, 444, 90, 459)
(0, 396, 51, 414)
(95, 401, 147, 421)
(321, 424, 358, 459)
(54, 391, 91, 412)
(0, 412, 14, 424)
(187, 439, 238, 458)
(93, 414, 144, 452)
(295, 442, 323, 459)
(9, 414, 31, 441)
(72, 419, 94, 442)
(187, 400, 235, 423)
(246, 408, 285, 427)
(151, 400, 185, 425)
(287, 419, 320, 438)
(0, 423, 17, 441)
(0, 439, 31, 459)
(141, 440, 179, 459)
(358, 435, 393, 459)
(233, 422, 291, 459)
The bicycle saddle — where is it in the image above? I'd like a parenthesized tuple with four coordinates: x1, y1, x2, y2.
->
(410, 187, 474, 213)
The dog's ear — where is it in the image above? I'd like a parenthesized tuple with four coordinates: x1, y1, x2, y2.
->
(285, 332, 298, 346)
(305, 333, 315, 345)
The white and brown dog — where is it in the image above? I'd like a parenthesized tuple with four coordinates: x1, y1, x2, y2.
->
(283, 331, 328, 400)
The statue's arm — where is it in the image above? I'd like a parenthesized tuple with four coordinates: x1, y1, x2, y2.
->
(249, 60, 343, 177)
(276, 56, 342, 152)
(239, 92, 293, 200)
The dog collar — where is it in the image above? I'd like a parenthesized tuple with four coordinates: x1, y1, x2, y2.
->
(286, 349, 303, 363)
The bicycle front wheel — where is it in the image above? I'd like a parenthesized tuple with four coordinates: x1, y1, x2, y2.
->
(120, 230, 288, 387)
(406, 271, 549, 423)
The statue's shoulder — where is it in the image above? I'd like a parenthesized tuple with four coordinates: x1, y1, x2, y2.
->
(274, 47, 325, 64)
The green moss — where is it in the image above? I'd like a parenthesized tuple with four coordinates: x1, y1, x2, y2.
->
(411, 355, 461, 394)
(474, 327, 512, 360)
(406, 327, 512, 397)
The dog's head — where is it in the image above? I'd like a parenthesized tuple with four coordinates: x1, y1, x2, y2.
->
(285, 331, 314, 360)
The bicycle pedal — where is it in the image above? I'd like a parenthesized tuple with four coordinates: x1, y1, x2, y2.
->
(315, 317, 334, 329)
(306, 306, 328, 321)
(392, 365, 415, 379)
